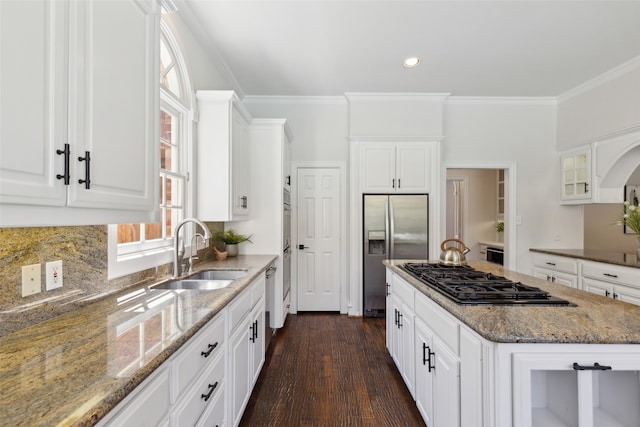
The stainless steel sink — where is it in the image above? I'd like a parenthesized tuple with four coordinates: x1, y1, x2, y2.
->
(188, 269, 248, 281)
(152, 279, 233, 291)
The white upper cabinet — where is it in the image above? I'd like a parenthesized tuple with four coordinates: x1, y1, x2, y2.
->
(560, 147, 592, 204)
(0, 0, 160, 226)
(360, 142, 432, 193)
(196, 91, 252, 221)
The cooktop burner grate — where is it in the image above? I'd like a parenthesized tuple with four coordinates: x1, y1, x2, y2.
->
(400, 263, 572, 306)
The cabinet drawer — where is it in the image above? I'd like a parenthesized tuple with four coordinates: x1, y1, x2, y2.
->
(172, 313, 225, 401)
(582, 261, 640, 288)
(196, 382, 225, 427)
(172, 351, 225, 427)
(393, 275, 415, 310)
(532, 254, 578, 275)
(251, 275, 266, 308)
(107, 366, 170, 426)
(415, 293, 459, 354)
(229, 288, 252, 333)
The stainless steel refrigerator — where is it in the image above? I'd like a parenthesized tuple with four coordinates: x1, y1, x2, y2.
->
(363, 194, 429, 317)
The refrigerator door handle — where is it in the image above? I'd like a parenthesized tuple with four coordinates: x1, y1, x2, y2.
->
(384, 197, 390, 258)
(389, 198, 395, 259)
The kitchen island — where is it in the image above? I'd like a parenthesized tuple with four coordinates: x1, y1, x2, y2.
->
(385, 260, 640, 427)
(0, 255, 276, 426)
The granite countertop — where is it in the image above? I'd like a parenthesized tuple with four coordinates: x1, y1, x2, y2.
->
(530, 248, 640, 269)
(385, 259, 640, 344)
(0, 255, 276, 427)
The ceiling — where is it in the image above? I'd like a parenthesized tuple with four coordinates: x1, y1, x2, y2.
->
(181, 0, 640, 98)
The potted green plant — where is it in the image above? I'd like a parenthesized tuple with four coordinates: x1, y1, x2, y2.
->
(215, 229, 252, 257)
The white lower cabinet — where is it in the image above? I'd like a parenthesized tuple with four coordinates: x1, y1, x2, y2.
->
(390, 274, 416, 398)
(228, 275, 266, 427)
(581, 260, 640, 306)
(532, 254, 579, 288)
(511, 347, 640, 427)
(101, 273, 266, 427)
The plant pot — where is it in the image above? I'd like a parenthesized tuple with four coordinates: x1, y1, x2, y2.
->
(225, 243, 239, 257)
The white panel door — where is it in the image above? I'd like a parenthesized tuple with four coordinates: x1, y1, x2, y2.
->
(297, 168, 341, 311)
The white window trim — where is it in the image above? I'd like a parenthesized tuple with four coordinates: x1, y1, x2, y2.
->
(108, 20, 196, 280)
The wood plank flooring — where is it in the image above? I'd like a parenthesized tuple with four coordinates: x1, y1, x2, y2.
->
(239, 313, 426, 427)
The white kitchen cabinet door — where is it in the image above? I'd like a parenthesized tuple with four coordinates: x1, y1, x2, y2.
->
(395, 143, 431, 193)
(360, 143, 396, 192)
(249, 297, 265, 386)
(0, 0, 68, 207)
(432, 334, 460, 427)
(415, 318, 435, 426)
(228, 315, 251, 427)
(196, 91, 252, 221)
(0, 0, 160, 226)
(560, 148, 592, 204)
(67, 0, 159, 211)
(400, 302, 416, 399)
(360, 142, 431, 193)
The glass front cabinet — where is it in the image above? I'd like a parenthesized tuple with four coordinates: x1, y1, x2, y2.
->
(561, 148, 592, 204)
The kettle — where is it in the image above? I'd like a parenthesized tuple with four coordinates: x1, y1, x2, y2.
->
(439, 238, 470, 266)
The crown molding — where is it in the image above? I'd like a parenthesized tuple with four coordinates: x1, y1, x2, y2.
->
(446, 96, 556, 105)
(348, 135, 445, 142)
(243, 95, 348, 105)
(345, 92, 451, 102)
(557, 55, 640, 103)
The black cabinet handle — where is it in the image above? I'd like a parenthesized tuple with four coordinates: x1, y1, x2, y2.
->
(249, 323, 255, 342)
(572, 362, 612, 371)
(397, 312, 402, 328)
(241, 195, 248, 209)
(426, 346, 435, 372)
(56, 143, 70, 185)
(605, 290, 610, 298)
(201, 381, 219, 401)
(78, 151, 91, 189)
(386, 283, 390, 296)
(253, 320, 259, 340)
(613, 293, 619, 300)
(603, 273, 618, 279)
(201, 342, 218, 358)
(398, 179, 400, 188)
(546, 262, 556, 266)
(394, 309, 398, 326)
(392, 178, 395, 188)
(422, 343, 428, 365)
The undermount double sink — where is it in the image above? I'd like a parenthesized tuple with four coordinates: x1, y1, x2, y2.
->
(152, 269, 248, 291)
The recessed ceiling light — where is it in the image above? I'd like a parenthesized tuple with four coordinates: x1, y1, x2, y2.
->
(403, 57, 421, 68)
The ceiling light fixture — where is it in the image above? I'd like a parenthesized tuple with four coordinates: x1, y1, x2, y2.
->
(403, 57, 421, 68)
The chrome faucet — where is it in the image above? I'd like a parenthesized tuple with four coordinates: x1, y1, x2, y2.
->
(173, 218, 212, 277)
(188, 233, 206, 273)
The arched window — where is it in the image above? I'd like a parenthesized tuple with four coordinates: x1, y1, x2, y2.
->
(108, 19, 194, 278)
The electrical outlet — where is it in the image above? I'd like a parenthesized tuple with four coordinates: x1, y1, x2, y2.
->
(22, 264, 41, 297)
(45, 260, 63, 290)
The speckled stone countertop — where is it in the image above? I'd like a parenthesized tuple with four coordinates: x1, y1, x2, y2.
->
(530, 248, 640, 268)
(0, 255, 276, 427)
(385, 260, 640, 344)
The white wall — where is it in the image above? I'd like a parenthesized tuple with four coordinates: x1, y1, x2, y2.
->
(244, 98, 349, 164)
(443, 99, 584, 274)
(165, 11, 239, 92)
(557, 59, 640, 149)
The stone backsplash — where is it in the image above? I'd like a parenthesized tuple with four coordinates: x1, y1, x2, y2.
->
(0, 222, 223, 337)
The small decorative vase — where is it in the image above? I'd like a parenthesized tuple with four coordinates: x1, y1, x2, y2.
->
(497, 232, 504, 243)
(226, 243, 239, 257)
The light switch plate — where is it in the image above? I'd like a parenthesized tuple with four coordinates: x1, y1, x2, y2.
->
(45, 260, 63, 290)
(22, 264, 41, 297)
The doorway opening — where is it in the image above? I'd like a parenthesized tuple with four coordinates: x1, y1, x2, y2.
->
(445, 168, 509, 266)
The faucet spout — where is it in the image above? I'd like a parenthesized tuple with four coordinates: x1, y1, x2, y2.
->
(173, 218, 212, 278)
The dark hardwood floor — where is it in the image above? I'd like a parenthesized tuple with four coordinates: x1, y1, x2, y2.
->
(239, 312, 426, 427)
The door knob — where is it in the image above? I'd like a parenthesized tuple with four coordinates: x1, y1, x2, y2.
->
(298, 244, 309, 250)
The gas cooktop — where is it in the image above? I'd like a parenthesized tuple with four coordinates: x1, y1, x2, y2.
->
(400, 263, 573, 306)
